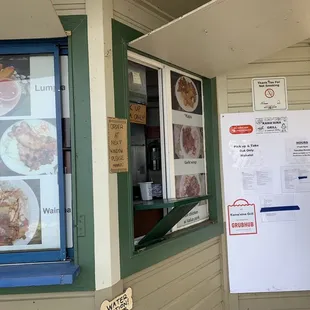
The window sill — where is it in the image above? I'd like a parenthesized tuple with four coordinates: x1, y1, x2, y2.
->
(0, 261, 80, 288)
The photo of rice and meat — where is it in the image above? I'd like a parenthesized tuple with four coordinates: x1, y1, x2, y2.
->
(173, 124, 204, 159)
(171, 71, 202, 115)
(0, 119, 58, 176)
(0, 179, 41, 248)
(175, 174, 207, 199)
(0, 56, 30, 117)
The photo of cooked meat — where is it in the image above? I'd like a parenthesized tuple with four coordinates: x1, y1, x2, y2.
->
(173, 125, 203, 159)
(171, 71, 202, 115)
(0, 119, 57, 175)
(0, 180, 40, 248)
(176, 175, 201, 198)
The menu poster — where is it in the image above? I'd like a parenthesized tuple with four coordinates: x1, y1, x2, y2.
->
(0, 54, 65, 252)
(170, 71, 208, 230)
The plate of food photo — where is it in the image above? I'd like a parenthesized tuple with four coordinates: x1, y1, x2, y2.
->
(0, 180, 39, 248)
(0, 65, 22, 117)
(175, 76, 199, 113)
(180, 126, 201, 159)
(178, 174, 201, 198)
(0, 120, 58, 175)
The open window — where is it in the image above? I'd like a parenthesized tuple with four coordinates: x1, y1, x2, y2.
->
(113, 20, 223, 277)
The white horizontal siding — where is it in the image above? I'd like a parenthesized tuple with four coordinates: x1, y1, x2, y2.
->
(124, 237, 224, 310)
(222, 39, 310, 310)
(52, 0, 86, 15)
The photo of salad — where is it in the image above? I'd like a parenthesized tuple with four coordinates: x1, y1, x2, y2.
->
(0, 56, 31, 117)
(0, 179, 40, 248)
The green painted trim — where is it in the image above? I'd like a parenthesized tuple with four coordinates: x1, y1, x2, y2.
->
(112, 19, 224, 278)
(0, 15, 95, 294)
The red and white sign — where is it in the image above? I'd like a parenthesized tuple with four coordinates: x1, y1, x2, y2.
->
(229, 125, 253, 135)
(228, 199, 257, 235)
(264, 88, 275, 98)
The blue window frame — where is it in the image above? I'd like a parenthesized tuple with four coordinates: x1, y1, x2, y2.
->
(0, 41, 69, 264)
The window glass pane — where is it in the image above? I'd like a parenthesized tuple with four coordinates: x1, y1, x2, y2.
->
(0, 54, 62, 251)
(128, 61, 165, 239)
(170, 71, 208, 230)
(60, 55, 73, 250)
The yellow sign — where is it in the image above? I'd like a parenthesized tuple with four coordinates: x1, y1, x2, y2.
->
(130, 103, 146, 124)
(101, 288, 133, 310)
(108, 118, 128, 173)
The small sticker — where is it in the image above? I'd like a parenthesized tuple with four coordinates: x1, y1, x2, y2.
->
(229, 125, 253, 135)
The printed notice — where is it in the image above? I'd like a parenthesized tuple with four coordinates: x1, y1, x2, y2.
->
(281, 166, 310, 193)
(228, 199, 257, 235)
(129, 103, 146, 125)
(108, 118, 128, 173)
(260, 194, 297, 222)
(286, 138, 310, 164)
(229, 141, 261, 168)
(252, 77, 288, 111)
(255, 116, 288, 134)
(242, 169, 273, 194)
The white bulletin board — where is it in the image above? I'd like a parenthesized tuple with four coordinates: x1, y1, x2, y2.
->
(221, 110, 310, 293)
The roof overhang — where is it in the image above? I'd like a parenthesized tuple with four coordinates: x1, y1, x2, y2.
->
(0, 0, 66, 40)
(130, 0, 310, 78)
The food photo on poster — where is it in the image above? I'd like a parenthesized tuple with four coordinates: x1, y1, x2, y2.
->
(173, 124, 204, 159)
(0, 119, 58, 176)
(171, 71, 202, 115)
(0, 56, 31, 117)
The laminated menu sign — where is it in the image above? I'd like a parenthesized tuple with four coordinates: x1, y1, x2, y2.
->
(108, 118, 128, 173)
(0, 55, 66, 252)
(170, 71, 208, 230)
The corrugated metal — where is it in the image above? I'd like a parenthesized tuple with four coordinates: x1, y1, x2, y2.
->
(124, 237, 224, 310)
(225, 39, 310, 310)
(51, 0, 86, 15)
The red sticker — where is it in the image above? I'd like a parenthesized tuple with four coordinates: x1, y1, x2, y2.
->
(229, 125, 253, 135)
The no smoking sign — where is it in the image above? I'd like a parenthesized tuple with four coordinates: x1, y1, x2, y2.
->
(252, 77, 287, 111)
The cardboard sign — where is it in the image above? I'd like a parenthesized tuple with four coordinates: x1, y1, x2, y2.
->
(252, 77, 288, 111)
(130, 103, 146, 124)
(108, 118, 128, 173)
(101, 288, 133, 310)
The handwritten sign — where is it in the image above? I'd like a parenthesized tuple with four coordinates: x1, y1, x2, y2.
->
(130, 103, 146, 125)
(100, 288, 133, 310)
(108, 118, 128, 173)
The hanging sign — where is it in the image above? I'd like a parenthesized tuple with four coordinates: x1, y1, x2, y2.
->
(130, 103, 146, 124)
(108, 117, 128, 173)
(100, 288, 133, 310)
(252, 77, 288, 111)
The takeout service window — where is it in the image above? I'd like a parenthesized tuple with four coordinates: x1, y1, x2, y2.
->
(0, 41, 75, 270)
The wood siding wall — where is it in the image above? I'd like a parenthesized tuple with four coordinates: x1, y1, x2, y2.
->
(124, 237, 224, 310)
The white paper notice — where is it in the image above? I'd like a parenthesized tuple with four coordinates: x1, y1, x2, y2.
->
(281, 166, 310, 193)
(260, 194, 297, 222)
(286, 138, 310, 164)
(242, 169, 273, 194)
(229, 141, 261, 168)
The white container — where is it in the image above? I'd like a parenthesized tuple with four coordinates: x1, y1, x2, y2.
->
(139, 182, 153, 201)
